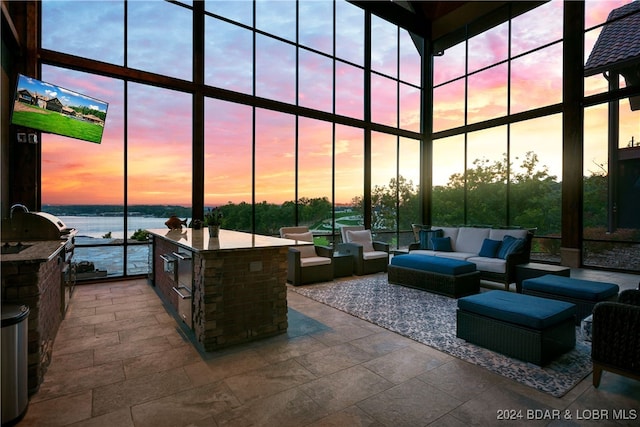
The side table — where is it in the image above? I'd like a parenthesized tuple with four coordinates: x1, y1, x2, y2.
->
(515, 262, 570, 293)
(333, 252, 353, 278)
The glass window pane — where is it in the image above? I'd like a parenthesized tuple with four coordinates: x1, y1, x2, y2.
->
(298, 118, 333, 233)
(335, 124, 364, 232)
(299, 49, 333, 112)
(127, 83, 192, 209)
(511, 1, 563, 57)
(40, 65, 125, 248)
(256, 0, 296, 42)
(398, 137, 421, 237)
(42, 0, 124, 65)
(335, 61, 364, 119)
(255, 109, 295, 234)
(581, 103, 639, 270)
(467, 22, 508, 73)
(466, 127, 507, 225)
(511, 44, 563, 114)
(299, 0, 333, 54)
(432, 136, 465, 225)
(127, 1, 192, 81)
(205, 17, 253, 94)
(127, 242, 150, 276)
(371, 15, 398, 78)
(399, 30, 421, 86)
(399, 83, 420, 133)
(433, 79, 465, 132)
(371, 132, 397, 232)
(336, 0, 364, 66)
(585, 0, 629, 29)
(256, 35, 296, 104)
(434, 42, 465, 86)
(371, 74, 397, 128)
(467, 63, 508, 124)
(206, 0, 253, 26)
(585, 2, 637, 97)
(205, 99, 253, 232)
(510, 115, 562, 235)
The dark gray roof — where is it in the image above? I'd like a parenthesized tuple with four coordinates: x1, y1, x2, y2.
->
(585, 0, 640, 76)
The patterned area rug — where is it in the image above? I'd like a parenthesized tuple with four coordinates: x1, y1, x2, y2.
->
(291, 274, 592, 397)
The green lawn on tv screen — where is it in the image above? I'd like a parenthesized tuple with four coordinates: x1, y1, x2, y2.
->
(13, 106, 104, 143)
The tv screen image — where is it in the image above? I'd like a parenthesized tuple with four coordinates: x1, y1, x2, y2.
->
(11, 74, 109, 144)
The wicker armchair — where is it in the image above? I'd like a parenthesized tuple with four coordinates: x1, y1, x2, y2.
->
(337, 226, 389, 276)
(279, 226, 333, 286)
(591, 289, 640, 387)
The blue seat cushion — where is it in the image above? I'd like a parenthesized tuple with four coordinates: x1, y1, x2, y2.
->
(522, 275, 619, 301)
(457, 290, 576, 329)
(391, 254, 476, 276)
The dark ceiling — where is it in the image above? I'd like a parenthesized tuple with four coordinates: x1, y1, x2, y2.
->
(350, 1, 551, 42)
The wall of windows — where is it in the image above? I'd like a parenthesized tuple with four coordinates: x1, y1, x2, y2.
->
(431, 0, 639, 271)
(38, 0, 423, 278)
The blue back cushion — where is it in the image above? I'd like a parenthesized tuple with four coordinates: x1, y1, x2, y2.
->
(478, 238, 501, 258)
(431, 236, 452, 252)
(497, 235, 525, 259)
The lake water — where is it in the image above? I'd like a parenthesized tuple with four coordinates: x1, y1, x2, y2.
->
(60, 216, 170, 239)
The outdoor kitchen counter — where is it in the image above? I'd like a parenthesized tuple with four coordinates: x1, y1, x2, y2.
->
(0, 240, 67, 263)
(146, 227, 310, 252)
(1, 239, 70, 395)
(147, 228, 309, 351)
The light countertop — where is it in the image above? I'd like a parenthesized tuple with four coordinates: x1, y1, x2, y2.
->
(146, 228, 311, 252)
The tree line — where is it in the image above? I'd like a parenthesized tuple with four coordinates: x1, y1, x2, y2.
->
(47, 150, 634, 242)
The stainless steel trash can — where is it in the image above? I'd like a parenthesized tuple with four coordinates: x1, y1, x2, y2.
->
(1, 304, 30, 426)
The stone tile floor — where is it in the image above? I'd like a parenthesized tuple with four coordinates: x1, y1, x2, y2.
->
(18, 269, 640, 427)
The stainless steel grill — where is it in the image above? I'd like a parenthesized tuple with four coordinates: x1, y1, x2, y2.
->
(2, 210, 75, 241)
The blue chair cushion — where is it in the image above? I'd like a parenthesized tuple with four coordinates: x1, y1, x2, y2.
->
(478, 238, 501, 258)
(458, 290, 576, 329)
(431, 236, 453, 252)
(522, 275, 619, 301)
(391, 254, 476, 276)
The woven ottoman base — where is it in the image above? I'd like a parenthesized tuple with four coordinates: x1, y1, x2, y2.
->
(522, 275, 619, 324)
(388, 255, 479, 298)
(456, 291, 576, 365)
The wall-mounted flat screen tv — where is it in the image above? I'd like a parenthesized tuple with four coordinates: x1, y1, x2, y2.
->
(11, 74, 109, 144)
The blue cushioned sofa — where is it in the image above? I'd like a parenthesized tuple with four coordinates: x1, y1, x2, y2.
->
(409, 226, 535, 291)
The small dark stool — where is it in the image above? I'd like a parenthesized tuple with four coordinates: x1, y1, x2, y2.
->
(332, 252, 353, 278)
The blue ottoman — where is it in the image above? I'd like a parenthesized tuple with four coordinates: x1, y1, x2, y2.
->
(522, 275, 619, 324)
(388, 254, 480, 298)
(456, 290, 576, 365)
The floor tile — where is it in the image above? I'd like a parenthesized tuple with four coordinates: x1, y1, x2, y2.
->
(357, 377, 463, 427)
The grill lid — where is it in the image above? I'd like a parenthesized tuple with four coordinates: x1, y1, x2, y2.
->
(2, 211, 74, 241)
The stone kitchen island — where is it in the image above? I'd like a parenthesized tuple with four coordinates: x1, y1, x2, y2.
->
(147, 228, 309, 352)
(1, 240, 70, 394)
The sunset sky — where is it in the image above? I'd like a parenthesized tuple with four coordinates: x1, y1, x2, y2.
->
(35, 0, 638, 206)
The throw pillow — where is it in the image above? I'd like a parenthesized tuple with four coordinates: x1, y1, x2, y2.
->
(347, 229, 375, 253)
(284, 231, 314, 242)
(497, 235, 525, 259)
(431, 236, 452, 252)
(419, 229, 443, 249)
(479, 238, 501, 258)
